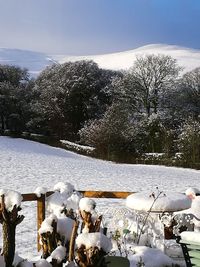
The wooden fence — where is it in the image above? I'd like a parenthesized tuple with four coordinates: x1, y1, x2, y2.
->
(22, 190, 133, 250)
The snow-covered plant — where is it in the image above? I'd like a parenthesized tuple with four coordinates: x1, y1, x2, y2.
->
(60, 140, 95, 156)
(108, 187, 166, 256)
(136, 257, 145, 267)
(68, 197, 109, 266)
(110, 229, 129, 257)
(39, 215, 59, 259)
(75, 232, 112, 267)
(136, 188, 164, 245)
(38, 182, 80, 260)
(101, 207, 138, 258)
(38, 215, 74, 262)
(47, 182, 82, 219)
(39, 183, 106, 266)
(79, 197, 102, 234)
(50, 245, 67, 267)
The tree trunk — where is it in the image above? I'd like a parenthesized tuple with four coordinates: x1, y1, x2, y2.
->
(153, 89, 158, 114)
(0, 196, 24, 267)
(2, 221, 16, 267)
(1, 114, 5, 132)
(146, 102, 151, 117)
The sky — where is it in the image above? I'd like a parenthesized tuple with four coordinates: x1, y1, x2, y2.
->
(0, 0, 200, 55)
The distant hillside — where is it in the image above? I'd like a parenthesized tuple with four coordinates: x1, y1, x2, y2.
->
(0, 48, 54, 77)
(1, 44, 200, 77)
(58, 44, 200, 74)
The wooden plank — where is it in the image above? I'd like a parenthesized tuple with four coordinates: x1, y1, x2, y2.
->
(37, 194, 45, 251)
(22, 190, 134, 202)
(190, 257, 200, 266)
(22, 193, 39, 202)
(181, 240, 200, 249)
(188, 250, 200, 260)
(80, 190, 133, 199)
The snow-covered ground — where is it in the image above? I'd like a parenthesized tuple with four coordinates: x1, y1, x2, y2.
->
(0, 136, 200, 260)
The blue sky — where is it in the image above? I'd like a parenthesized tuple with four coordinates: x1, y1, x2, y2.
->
(0, 0, 200, 55)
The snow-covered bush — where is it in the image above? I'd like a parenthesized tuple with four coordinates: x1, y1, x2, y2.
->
(76, 232, 112, 253)
(38, 182, 81, 260)
(60, 140, 95, 156)
(75, 232, 112, 267)
(51, 245, 67, 263)
(79, 103, 137, 159)
(39, 181, 116, 266)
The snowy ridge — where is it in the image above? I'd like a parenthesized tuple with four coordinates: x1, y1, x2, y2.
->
(1, 44, 200, 77)
(58, 44, 200, 73)
(0, 48, 54, 77)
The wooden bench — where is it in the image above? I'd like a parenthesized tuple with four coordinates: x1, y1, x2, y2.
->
(177, 232, 200, 267)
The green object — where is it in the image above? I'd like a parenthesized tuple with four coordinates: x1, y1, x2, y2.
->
(123, 229, 131, 235)
(105, 256, 130, 267)
(179, 239, 200, 267)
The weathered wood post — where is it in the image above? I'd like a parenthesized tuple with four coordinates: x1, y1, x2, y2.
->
(0, 195, 24, 267)
(69, 220, 80, 262)
(37, 194, 46, 251)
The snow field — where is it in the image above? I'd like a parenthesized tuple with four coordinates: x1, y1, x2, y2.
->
(0, 136, 200, 261)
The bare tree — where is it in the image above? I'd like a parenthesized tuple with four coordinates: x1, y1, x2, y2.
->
(128, 54, 182, 116)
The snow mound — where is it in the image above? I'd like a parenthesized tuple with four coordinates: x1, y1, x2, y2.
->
(51, 245, 66, 263)
(57, 217, 74, 242)
(79, 197, 96, 212)
(47, 182, 81, 216)
(126, 192, 191, 212)
(0, 189, 22, 211)
(35, 259, 51, 267)
(54, 182, 74, 195)
(129, 246, 173, 267)
(34, 187, 47, 198)
(180, 231, 200, 243)
(76, 232, 112, 253)
(38, 214, 57, 235)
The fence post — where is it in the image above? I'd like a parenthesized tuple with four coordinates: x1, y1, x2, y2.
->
(37, 194, 46, 251)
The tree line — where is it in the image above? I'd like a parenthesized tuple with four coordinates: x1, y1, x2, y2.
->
(0, 55, 200, 166)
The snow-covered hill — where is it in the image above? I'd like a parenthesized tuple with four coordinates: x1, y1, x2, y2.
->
(0, 48, 54, 77)
(0, 136, 199, 259)
(1, 44, 200, 77)
(57, 44, 200, 73)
